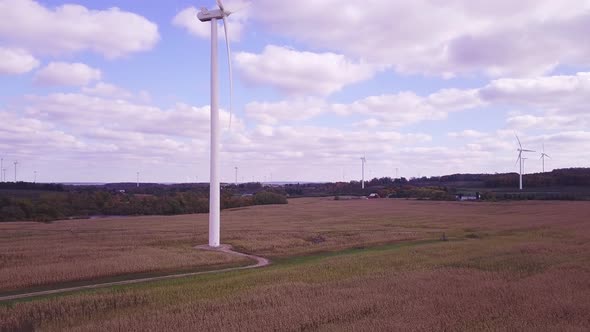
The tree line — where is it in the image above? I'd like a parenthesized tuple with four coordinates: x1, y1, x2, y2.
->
(0, 183, 287, 222)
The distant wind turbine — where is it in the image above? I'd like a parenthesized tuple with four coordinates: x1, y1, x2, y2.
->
(515, 135, 534, 190)
(197, 0, 234, 247)
(0, 158, 3, 182)
(360, 156, 366, 189)
(234, 166, 238, 185)
(540, 144, 551, 173)
(13, 161, 18, 182)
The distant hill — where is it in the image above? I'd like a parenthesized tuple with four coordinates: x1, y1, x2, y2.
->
(408, 168, 590, 188)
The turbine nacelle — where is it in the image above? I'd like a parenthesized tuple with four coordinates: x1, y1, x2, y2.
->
(197, 8, 227, 21)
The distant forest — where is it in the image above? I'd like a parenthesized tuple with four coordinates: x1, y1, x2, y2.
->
(0, 182, 287, 222)
(1, 168, 589, 222)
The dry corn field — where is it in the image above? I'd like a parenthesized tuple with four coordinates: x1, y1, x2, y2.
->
(1, 197, 590, 331)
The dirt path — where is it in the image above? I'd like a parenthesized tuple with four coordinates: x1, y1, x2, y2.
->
(0, 245, 270, 302)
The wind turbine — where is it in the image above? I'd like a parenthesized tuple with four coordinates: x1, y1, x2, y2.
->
(13, 161, 18, 182)
(0, 158, 3, 182)
(234, 166, 238, 185)
(540, 144, 551, 173)
(515, 135, 534, 190)
(197, 0, 234, 247)
(360, 156, 366, 189)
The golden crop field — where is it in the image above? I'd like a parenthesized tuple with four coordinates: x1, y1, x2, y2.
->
(1, 197, 590, 331)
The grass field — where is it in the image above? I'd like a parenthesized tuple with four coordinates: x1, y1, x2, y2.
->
(1, 198, 590, 330)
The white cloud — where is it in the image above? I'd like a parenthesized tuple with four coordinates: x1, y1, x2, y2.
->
(0, 112, 83, 151)
(34, 62, 102, 86)
(249, 0, 590, 77)
(333, 89, 483, 127)
(0, 0, 159, 58)
(80, 82, 152, 104)
(0, 47, 39, 74)
(478, 72, 590, 130)
(82, 82, 133, 99)
(448, 130, 488, 139)
(245, 98, 326, 125)
(480, 72, 590, 113)
(244, 87, 483, 127)
(23, 93, 241, 139)
(235, 45, 378, 95)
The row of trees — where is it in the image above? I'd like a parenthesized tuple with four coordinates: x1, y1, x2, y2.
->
(409, 168, 590, 188)
(0, 189, 287, 222)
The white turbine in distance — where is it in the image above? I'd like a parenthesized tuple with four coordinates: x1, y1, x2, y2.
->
(197, 0, 234, 248)
(540, 143, 551, 173)
(360, 156, 366, 189)
(13, 161, 18, 182)
(515, 135, 534, 190)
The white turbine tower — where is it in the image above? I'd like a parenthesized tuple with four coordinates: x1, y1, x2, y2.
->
(360, 156, 366, 189)
(515, 135, 534, 190)
(540, 144, 551, 173)
(198, 0, 234, 248)
(234, 166, 238, 185)
(13, 161, 18, 182)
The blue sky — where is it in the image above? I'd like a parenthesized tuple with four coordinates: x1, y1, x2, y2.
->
(0, 0, 589, 183)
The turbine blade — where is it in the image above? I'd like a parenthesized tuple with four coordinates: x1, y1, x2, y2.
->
(515, 134, 522, 149)
(522, 149, 535, 152)
(222, 16, 233, 129)
(515, 154, 521, 166)
(216, 0, 225, 11)
(546, 154, 551, 159)
(227, 2, 252, 14)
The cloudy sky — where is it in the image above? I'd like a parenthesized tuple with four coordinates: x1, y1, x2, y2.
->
(1, 0, 589, 183)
